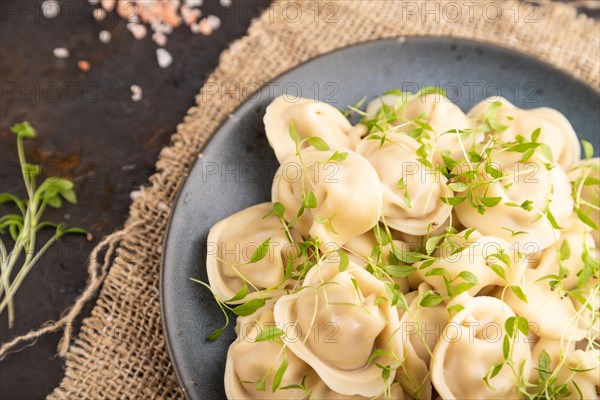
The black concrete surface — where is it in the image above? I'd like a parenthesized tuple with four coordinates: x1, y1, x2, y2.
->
(0, 0, 269, 398)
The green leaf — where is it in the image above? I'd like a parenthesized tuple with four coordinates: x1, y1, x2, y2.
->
(250, 238, 271, 263)
(453, 282, 476, 296)
(559, 240, 571, 261)
(289, 123, 300, 145)
(327, 151, 348, 163)
(227, 282, 249, 302)
(538, 350, 551, 380)
(458, 271, 479, 285)
(447, 304, 464, 314)
(255, 327, 285, 342)
(531, 128, 541, 143)
(272, 202, 286, 218)
(441, 196, 466, 205)
(546, 210, 563, 230)
(425, 236, 442, 255)
(502, 335, 510, 359)
(272, 354, 288, 392)
(420, 292, 444, 307)
(480, 197, 502, 207)
(582, 140, 594, 160)
(60, 188, 78, 204)
(62, 227, 87, 235)
(425, 268, 448, 277)
(306, 136, 330, 151)
(505, 316, 517, 338)
(374, 296, 388, 306)
(509, 285, 528, 303)
(516, 316, 529, 335)
(384, 264, 416, 278)
(24, 163, 41, 178)
(11, 121, 37, 138)
(448, 182, 468, 192)
(303, 191, 318, 209)
(232, 298, 267, 316)
(489, 264, 507, 281)
(373, 225, 389, 246)
(485, 163, 503, 179)
(490, 363, 503, 380)
(207, 327, 226, 341)
(338, 250, 349, 272)
(575, 208, 599, 230)
(256, 377, 266, 392)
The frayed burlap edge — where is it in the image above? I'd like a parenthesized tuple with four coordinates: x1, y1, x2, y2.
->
(2, 1, 597, 399)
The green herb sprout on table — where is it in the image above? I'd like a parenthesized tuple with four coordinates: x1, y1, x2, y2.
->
(0, 122, 86, 327)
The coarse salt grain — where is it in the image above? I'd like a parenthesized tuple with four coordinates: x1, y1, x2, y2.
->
(219, 0, 231, 7)
(130, 84, 143, 102)
(88, 0, 99, 4)
(77, 60, 91, 72)
(185, 0, 203, 7)
(127, 23, 147, 39)
(156, 48, 173, 68)
(99, 30, 111, 43)
(53, 47, 70, 59)
(206, 15, 221, 30)
(41, 0, 60, 19)
(93, 8, 106, 21)
(152, 32, 168, 47)
(197, 19, 213, 36)
(100, 0, 116, 12)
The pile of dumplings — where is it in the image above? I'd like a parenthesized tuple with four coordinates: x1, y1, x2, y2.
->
(205, 90, 600, 399)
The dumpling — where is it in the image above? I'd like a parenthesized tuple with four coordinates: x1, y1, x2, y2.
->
(398, 283, 450, 400)
(264, 96, 366, 163)
(365, 92, 480, 164)
(530, 339, 599, 400)
(502, 269, 586, 341)
(342, 230, 412, 293)
(225, 305, 320, 399)
(410, 230, 527, 297)
(312, 381, 406, 399)
(356, 133, 453, 235)
(206, 202, 303, 303)
(273, 260, 403, 397)
(468, 97, 580, 170)
(430, 294, 532, 400)
(272, 147, 382, 249)
(569, 158, 600, 246)
(454, 150, 574, 253)
(533, 216, 597, 290)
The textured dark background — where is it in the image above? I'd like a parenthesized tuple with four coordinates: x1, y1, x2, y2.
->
(0, 0, 269, 398)
(0, 0, 597, 399)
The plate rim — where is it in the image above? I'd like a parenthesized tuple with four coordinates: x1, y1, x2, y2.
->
(159, 35, 599, 399)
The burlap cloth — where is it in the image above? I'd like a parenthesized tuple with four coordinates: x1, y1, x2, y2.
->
(1, 0, 598, 398)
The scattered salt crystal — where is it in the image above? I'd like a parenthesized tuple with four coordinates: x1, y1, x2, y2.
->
(197, 19, 213, 36)
(156, 48, 173, 68)
(93, 8, 106, 21)
(88, 0, 99, 4)
(100, 0, 116, 12)
(130, 84, 143, 102)
(181, 5, 200, 25)
(78, 60, 91, 72)
(219, 0, 231, 7)
(53, 47, 70, 59)
(41, 0, 60, 19)
(127, 22, 147, 39)
(152, 32, 168, 47)
(117, 0, 137, 19)
(185, 0, 203, 7)
(99, 30, 111, 43)
(206, 15, 221, 30)
(190, 23, 200, 34)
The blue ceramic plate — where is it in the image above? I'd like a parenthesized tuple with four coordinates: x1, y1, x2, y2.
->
(161, 37, 599, 400)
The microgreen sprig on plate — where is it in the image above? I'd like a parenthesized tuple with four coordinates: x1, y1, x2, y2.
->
(0, 122, 86, 327)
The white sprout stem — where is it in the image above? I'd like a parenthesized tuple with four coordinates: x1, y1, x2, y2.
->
(0, 233, 59, 317)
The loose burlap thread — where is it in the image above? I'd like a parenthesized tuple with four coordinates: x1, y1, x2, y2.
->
(2, 1, 597, 399)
